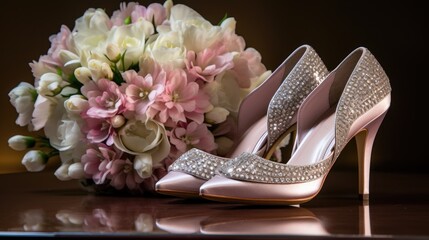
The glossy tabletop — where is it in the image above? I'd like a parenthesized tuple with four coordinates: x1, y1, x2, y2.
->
(0, 170, 428, 239)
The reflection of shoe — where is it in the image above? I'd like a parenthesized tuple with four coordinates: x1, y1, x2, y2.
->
(200, 206, 328, 235)
(200, 47, 392, 204)
(155, 201, 226, 234)
(156, 45, 329, 198)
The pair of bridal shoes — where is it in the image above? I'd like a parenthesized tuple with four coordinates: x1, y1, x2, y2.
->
(157, 45, 391, 205)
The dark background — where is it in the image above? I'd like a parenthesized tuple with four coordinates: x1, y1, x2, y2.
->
(0, 0, 426, 173)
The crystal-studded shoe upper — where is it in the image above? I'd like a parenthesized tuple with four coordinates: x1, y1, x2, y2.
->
(217, 47, 391, 184)
(168, 45, 329, 180)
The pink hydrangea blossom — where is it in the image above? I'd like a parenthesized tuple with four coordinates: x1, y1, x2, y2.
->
(170, 121, 216, 154)
(107, 158, 144, 190)
(147, 69, 212, 124)
(121, 70, 165, 117)
(82, 79, 125, 119)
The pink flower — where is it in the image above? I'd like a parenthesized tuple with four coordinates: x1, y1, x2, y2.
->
(81, 114, 115, 145)
(121, 70, 165, 116)
(82, 79, 125, 119)
(81, 144, 121, 184)
(107, 159, 144, 190)
(185, 48, 234, 82)
(148, 69, 212, 124)
(132, 3, 167, 26)
(231, 48, 267, 88)
(170, 121, 216, 154)
(111, 2, 167, 26)
(47, 25, 74, 65)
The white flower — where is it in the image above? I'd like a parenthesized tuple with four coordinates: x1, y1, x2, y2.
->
(106, 20, 153, 69)
(133, 154, 153, 179)
(113, 118, 170, 166)
(44, 97, 82, 151)
(169, 4, 222, 52)
(8, 135, 35, 151)
(68, 162, 85, 179)
(205, 107, 229, 124)
(87, 59, 113, 81)
(22, 150, 48, 172)
(73, 8, 111, 59)
(54, 163, 71, 181)
(32, 95, 57, 131)
(74, 67, 92, 84)
(106, 43, 121, 62)
(64, 95, 88, 120)
(37, 73, 67, 96)
(8, 82, 37, 128)
(144, 31, 185, 68)
(54, 162, 85, 181)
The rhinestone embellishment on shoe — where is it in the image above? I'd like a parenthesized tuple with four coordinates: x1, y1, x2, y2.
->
(217, 152, 333, 184)
(169, 148, 228, 180)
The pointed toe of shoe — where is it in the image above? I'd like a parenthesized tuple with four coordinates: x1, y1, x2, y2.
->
(156, 171, 205, 198)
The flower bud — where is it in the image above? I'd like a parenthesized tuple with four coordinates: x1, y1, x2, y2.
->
(21, 150, 48, 172)
(88, 59, 113, 81)
(106, 43, 121, 62)
(133, 154, 152, 179)
(68, 162, 84, 179)
(64, 95, 88, 116)
(54, 163, 72, 181)
(205, 107, 229, 124)
(74, 67, 92, 84)
(111, 115, 126, 128)
(38, 72, 65, 96)
(8, 135, 36, 151)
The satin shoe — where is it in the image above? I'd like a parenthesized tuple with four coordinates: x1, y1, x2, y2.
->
(200, 47, 391, 204)
(156, 45, 329, 198)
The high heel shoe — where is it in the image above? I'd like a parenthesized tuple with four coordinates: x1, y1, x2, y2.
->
(200, 47, 392, 204)
(155, 45, 329, 198)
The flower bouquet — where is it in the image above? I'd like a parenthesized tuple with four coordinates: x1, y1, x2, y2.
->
(8, 0, 270, 194)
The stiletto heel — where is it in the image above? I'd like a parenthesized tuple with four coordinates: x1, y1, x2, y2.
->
(156, 45, 329, 197)
(200, 47, 392, 205)
(356, 111, 387, 200)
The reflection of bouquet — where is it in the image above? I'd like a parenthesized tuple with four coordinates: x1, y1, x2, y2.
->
(7, 1, 269, 193)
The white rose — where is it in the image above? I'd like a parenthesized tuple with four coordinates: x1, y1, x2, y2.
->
(205, 107, 230, 124)
(44, 97, 82, 151)
(22, 150, 48, 172)
(8, 135, 35, 151)
(8, 82, 37, 127)
(37, 73, 67, 96)
(113, 118, 170, 165)
(145, 31, 185, 68)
